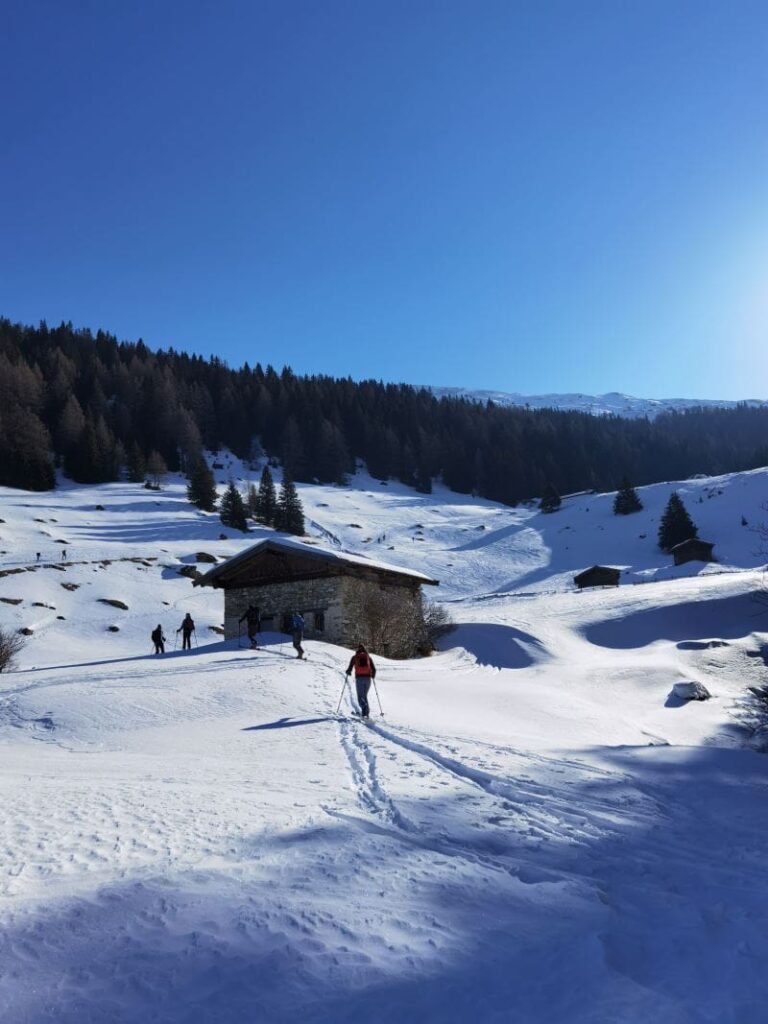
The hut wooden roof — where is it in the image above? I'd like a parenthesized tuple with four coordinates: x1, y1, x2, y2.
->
(573, 565, 621, 584)
(670, 538, 714, 552)
(193, 537, 439, 590)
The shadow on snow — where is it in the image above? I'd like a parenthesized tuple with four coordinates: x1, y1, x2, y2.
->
(3, 746, 768, 1022)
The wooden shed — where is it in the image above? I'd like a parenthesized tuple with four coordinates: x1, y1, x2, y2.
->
(194, 537, 438, 653)
(671, 538, 715, 566)
(573, 565, 621, 590)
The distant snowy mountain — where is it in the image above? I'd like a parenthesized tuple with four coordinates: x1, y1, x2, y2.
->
(426, 387, 768, 419)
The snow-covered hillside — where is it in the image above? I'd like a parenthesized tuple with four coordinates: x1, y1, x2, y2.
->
(428, 385, 768, 418)
(2, 465, 768, 1022)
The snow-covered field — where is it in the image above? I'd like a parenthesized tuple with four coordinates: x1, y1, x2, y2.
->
(2, 463, 768, 1022)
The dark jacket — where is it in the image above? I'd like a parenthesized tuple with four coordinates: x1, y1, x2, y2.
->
(179, 616, 195, 634)
(240, 607, 260, 627)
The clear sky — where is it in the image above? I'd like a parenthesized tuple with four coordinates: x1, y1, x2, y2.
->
(2, 0, 768, 397)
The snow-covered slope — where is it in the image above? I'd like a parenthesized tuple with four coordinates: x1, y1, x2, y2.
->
(427, 385, 768, 418)
(2, 465, 768, 1022)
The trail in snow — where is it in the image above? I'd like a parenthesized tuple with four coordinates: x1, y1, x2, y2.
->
(3, 466, 768, 1021)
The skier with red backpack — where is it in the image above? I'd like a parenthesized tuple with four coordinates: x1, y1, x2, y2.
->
(345, 644, 376, 719)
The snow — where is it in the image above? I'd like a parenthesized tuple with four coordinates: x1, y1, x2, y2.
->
(427, 385, 768, 419)
(196, 535, 440, 588)
(2, 464, 768, 1021)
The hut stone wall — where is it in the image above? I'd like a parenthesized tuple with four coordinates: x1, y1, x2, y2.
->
(224, 576, 345, 642)
(222, 572, 425, 653)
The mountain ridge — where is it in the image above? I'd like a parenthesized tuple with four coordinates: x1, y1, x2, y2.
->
(426, 386, 768, 419)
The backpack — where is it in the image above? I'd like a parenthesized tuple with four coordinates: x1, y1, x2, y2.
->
(293, 613, 304, 630)
(355, 651, 370, 672)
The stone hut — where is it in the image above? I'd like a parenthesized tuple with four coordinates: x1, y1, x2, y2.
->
(671, 538, 715, 566)
(574, 565, 621, 590)
(194, 537, 439, 652)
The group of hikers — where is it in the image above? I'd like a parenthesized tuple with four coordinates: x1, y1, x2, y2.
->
(148, 606, 377, 719)
(238, 604, 305, 659)
(151, 612, 195, 654)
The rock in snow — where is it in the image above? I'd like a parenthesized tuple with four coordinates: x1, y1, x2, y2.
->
(672, 680, 712, 701)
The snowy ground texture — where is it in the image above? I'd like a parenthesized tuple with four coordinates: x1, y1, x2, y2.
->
(2, 461, 768, 1023)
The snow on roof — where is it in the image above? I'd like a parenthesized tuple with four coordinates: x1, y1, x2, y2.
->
(194, 535, 439, 587)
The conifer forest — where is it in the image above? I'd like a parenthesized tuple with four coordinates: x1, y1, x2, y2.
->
(3, 317, 768, 502)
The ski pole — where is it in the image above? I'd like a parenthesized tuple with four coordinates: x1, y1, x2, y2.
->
(371, 677, 384, 717)
(335, 673, 349, 715)
(173, 632, 178, 651)
(193, 630, 198, 648)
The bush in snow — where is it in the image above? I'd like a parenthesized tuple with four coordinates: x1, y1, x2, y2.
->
(419, 600, 455, 654)
(343, 580, 428, 659)
(146, 450, 168, 489)
(0, 627, 24, 672)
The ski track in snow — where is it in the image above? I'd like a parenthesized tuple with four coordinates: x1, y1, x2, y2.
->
(3, 466, 768, 1021)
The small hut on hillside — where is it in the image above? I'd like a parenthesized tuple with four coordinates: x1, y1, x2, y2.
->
(671, 538, 715, 566)
(574, 565, 621, 590)
(194, 537, 439, 656)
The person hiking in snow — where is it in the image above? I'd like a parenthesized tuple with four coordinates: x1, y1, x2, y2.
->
(239, 604, 261, 648)
(346, 644, 376, 719)
(291, 611, 305, 659)
(151, 624, 166, 655)
(177, 612, 195, 650)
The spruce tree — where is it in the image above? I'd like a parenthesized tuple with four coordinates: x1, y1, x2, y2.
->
(219, 482, 249, 532)
(126, 442, 146, 483)
(539, 483, 562, 513)
(658, 492, 698, 551)
(254, 465, 278, 525)
(244, 482, 258, 518)
(187, 458, 218, 512)
(275, 472, 305, 535)
(613, 477, 643, 515)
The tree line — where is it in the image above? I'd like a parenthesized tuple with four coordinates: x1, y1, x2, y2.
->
(3, 316, 768, 503)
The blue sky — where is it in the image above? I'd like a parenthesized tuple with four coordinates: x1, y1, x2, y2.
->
(2, 0, 767, 397)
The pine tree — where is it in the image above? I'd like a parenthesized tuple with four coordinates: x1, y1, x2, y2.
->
(244, 482, 258, 518)
(282, 418, 306, 480)
(126, 442, 146, 483)
(187, 458, 218, 512)
(254, 465, 278, 525)
(219, 481, 249, 532)
(55, 394, 85, 459)
(613, 477, 643, 515)
(658, 492, 698, 551)
(539, 483, 562, 513)
(275, 472, 305, 535)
